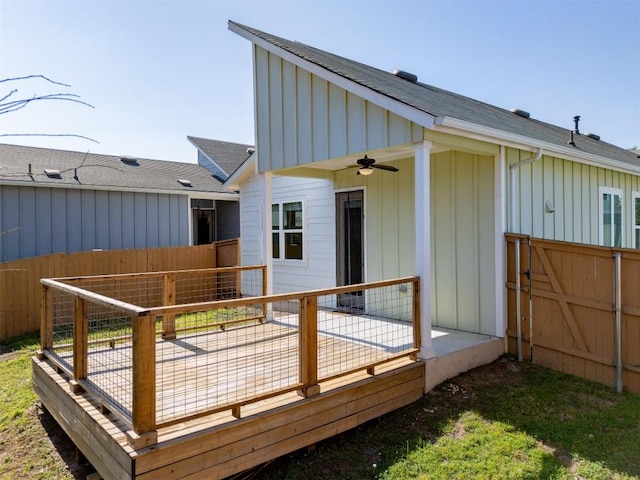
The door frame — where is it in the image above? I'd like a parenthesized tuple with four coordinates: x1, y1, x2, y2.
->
(335, 187, 366, 309)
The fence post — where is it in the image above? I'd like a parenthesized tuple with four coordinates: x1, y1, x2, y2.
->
(614, 252, 623, 393)
(70, 296, 88, 394)
(298, 295, 320, 398)
(412, 278, 421, 360)
(515, 238, 523, 362)
(128, 313, 158, 448)
(38, 284, 53, 359)
(162, 274, 176, 340)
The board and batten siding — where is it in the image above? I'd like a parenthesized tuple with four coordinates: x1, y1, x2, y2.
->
(239, 174, 335, 294)
(254, 46, 421, 172)
(430, 151, 497, 336)
(0, 185, 189, 262)
(509, 147, 640, 247)
(335, 152, 497, 335)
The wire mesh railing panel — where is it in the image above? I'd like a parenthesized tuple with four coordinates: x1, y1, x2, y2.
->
(84, 304, 134, 420)
(50, 289, 76, 370)
(315, 281, 416, 380)
(156, 304, 299, 425)
(74, 276, 163, 309)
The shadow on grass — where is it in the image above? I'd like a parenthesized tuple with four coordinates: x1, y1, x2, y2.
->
(37, 404, 89, 479)
(256, 356, 639, 480)
(463, 358, 640, 478)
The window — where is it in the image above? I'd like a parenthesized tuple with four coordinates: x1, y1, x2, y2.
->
(272, 201, 303, 260)
(633, 192, 640, 249)
(599, 187, 623, 247)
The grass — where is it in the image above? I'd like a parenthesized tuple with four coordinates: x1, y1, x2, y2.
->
(1, 334, 639, 480)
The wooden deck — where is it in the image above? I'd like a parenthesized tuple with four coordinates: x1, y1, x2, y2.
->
(34, 272, 424, 478)
(33, 325, 424, 479)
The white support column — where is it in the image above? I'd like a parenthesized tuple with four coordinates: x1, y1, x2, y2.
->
(414, 141, 435, 360)
(262, 172, 274, 320)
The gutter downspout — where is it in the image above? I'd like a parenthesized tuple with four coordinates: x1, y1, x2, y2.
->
(508, 148, 543, 361)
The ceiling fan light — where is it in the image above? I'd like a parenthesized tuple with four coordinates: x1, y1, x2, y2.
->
(358, 166, 374, 176)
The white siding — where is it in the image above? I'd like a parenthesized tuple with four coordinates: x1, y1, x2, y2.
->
(509, 148, 640, 247)
(240, 174, 335, 293)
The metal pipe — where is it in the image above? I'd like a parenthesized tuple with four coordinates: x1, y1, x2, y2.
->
(614, 252, 623, 393)
(515, 238, 522, 361)
(509, 148, 543, 232)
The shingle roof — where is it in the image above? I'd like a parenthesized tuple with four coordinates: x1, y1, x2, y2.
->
(231, 21, 640, 169)
(187, 136, 254, 177)
(0, 144, 234, 195)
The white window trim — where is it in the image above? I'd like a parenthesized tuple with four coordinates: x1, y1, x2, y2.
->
(632, 191, 640, 249)
(598, 186, 624, 247)
(272, 200, 306, 263)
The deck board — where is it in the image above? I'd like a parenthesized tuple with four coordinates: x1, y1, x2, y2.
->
(35, 318, 423, 479)
(55, 320, 402, 425)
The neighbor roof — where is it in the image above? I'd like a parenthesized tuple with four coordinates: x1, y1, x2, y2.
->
(0, 144, 235, 195)
(187, 136, 254, 178)
(230, 21, 640, 170)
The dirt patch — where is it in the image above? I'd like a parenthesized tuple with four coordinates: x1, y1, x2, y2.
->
(0, 350, 21, 362)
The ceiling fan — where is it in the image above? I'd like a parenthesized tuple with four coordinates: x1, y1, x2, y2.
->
(354, 155, 399, 176)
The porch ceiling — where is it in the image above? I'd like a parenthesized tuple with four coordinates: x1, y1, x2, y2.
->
(276, 143, 449, 175)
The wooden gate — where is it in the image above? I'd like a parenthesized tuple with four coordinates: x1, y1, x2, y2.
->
(506, 234, 640, 394)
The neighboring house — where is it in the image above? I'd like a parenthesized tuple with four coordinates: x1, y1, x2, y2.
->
(0, 143, 240, 262)
(226, 21, 640, 359)
(187, 136, 254, 242)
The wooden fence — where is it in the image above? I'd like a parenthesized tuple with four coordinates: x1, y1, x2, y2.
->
(506, 234, 640, 394)
(0, 239, 239, 341)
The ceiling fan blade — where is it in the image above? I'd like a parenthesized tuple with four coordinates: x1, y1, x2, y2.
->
(372, 164, 399, 172)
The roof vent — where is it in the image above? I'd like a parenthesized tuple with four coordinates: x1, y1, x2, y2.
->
(585, 132, 601, 141)
(120, 155, 139, 166)
(177, 179, 192, 187)
(44, 168, 62, 179)
(246, 147, 255, 154)
(511, 108, 530, 119)
(393, 70, 418, 83)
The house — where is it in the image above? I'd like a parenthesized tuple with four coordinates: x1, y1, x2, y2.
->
(226, 21, 640, 367)
(0, 143, 242, 262)
(187, 136, 254, 242)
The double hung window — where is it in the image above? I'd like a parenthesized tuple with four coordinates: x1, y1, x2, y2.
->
(272, 201, 304, 260)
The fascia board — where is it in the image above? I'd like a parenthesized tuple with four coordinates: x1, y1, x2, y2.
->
(0, 179, 239, 199)
(436, 117, 640, 176)
(229, 22, 436, 129)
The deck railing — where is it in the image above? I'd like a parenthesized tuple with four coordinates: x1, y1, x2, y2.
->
(39, 269, 420, 448)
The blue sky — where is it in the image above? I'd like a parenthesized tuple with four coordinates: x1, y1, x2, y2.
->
(1, 0, 638, 163)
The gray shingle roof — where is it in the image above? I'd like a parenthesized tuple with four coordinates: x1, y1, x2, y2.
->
(0, 144, 235, 195)
(231, 21, 640, 169)
(187, 136, 254, 177)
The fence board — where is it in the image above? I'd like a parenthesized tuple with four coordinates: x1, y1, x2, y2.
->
(0, 240, 238, 341)
(506, 234, 640, 395)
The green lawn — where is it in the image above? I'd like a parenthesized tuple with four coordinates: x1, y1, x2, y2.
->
(1, 334, 639, 479)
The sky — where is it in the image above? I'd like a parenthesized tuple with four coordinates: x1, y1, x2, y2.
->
(0, 0, 639, 164)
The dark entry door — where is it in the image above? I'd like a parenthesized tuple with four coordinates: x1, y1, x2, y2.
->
(193, 208, 216, 245)
(335, 190, 364, 310)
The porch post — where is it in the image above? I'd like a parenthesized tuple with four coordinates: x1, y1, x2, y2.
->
(262, 172, 274, 320)
(414, 141, 435, 359)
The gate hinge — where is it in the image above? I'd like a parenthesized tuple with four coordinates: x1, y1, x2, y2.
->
(524, 269, 531, 280)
